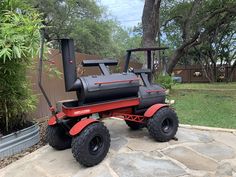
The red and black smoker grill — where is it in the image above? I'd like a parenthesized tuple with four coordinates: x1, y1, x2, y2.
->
(38, 34, 179, 167)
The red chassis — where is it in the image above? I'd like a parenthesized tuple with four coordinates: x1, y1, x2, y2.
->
(48, 98, 168, 136)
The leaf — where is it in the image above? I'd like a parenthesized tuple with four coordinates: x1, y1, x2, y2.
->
(0, 48, 12, 63)
(12, 45, 21, 58)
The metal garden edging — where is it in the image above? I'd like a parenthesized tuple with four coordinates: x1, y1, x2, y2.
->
(0, 123, 40, 159)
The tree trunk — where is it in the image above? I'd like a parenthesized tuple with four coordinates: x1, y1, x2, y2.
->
(209, 54, 217, 82)
(166, 0, 201, 75)
(213, 63, 217, 82)
(166, 48, 185, 75)
(166, 30, 200, 75)
(142, 0, 161, 47)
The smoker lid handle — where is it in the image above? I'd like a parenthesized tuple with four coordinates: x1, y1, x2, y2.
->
(95, 78, 139, 85)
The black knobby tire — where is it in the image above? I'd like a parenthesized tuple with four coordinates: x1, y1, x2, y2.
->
(125, 120, 145, 130)
(147, 107, 178, 142)
(71, 122, 110, 167)
(46, 125, 72, 150)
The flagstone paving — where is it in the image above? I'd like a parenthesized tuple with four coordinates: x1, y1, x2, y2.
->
(0, 119, 236, 177)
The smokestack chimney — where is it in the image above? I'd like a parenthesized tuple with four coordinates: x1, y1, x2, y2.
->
(60, 39, 81, 92)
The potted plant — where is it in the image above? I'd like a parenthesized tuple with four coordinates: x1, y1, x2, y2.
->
(0, 0, 42, 159)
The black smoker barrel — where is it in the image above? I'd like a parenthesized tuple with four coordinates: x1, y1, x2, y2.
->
(60, 39, 140, 105)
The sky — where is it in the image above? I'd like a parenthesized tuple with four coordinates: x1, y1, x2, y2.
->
(100, 0, 144, 28)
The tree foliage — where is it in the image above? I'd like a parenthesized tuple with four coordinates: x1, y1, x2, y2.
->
(161, 0, 236, 76)
(110, 23, 142, 58)
(190, 22, 236, 82)
(28, 0, 122, 57)
(0, 0, 42, 134)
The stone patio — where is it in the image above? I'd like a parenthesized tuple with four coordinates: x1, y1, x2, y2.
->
(0, 119, 236, 177)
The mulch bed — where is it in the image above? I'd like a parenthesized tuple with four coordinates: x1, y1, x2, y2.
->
(0, 120, 48, 169)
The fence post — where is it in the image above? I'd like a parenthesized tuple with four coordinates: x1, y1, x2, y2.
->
(189, 69, 191, 83)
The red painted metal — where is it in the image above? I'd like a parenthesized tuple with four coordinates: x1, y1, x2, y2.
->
(112, 112, 146, 123)
(48, 112, 66, 126)
(69, 118, 98, 136)
(95, 78, 139, 85)
(49, 106, 56, 112)
(145, 89, 166, 93)
(62, 98, 140, 117)
(99, 108, 133, 118)
(144, 104, 168, 117)
(112, 108, 133, 114)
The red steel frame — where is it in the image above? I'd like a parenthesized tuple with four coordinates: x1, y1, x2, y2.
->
(48, 97, 168, 126)
(62, 98, 140, 117)
(48, 98, 142, 125)
(111, 113, 146, 123)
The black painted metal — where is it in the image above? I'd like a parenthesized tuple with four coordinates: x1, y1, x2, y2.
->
(137, 85, 165, 109)
(123, 47, 169, 81)
(126, 47, 169, 52)
(59, 40, 166, 110)
(147, 50, 152, 82)
(60, 39, 81, 92)
(60, 39, 139, 104)
(77, 73, 139, 104)
(98, 63, 110, 75)
(123, 51, 131, 73)
(83, 59, 118, 75)
(122, 47, 169, 111)
(82, 59, 118, 66)
(38, 30, 53, 108)
(140, 73, 151, 87)
(133, 69, 151, 74)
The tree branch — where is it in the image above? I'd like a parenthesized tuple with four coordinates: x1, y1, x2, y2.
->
(162, 16, 183, 28)
(201, 5, 236, 24)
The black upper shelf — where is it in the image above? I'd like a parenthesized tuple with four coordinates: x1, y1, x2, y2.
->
(82, 59, 118, 67)
(126, 47, 169, 52)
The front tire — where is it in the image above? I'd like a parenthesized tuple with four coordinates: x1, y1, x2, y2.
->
(46, 125, 72, 150)
(71, 122, 110, 167)
(147, 107, 178, 142)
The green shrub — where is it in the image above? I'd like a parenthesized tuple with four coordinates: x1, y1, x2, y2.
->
(155, 74, 175, 89)
(0, 0, 42, 134)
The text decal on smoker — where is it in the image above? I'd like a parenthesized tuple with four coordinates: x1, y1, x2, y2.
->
(74, 109, 91, 115)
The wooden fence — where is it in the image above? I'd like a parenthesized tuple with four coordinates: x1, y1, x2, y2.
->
(30, 49, 142, 119)
(173, 65, 236, 83)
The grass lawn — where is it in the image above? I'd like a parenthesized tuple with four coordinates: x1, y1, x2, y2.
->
(170, 83, 236, 129)
(173, 82, 236, 90)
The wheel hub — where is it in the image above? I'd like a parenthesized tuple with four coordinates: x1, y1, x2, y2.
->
(161, 118, 173, 133)
(89, 135, 103, 154)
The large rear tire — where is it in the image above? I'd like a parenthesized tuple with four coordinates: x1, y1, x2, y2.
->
(147, 107, 178, 142)
(71, 122, 110, 167)
(46, 125, 72, 150)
